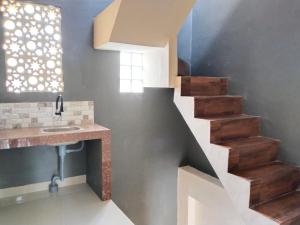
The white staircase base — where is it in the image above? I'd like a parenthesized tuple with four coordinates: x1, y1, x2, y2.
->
(178, 166, 246, 225)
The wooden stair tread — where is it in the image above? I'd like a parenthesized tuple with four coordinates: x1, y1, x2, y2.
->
(208, 114, 260, 121)
(210, 115, 261, 144)
(184, 76, 230, 79)
(233, 162, 300, 206)
(233, 162, 298, 180)
(194, 95, 243, 118)
(195, 95, 242, 99)
(221, 136, 280, 148)
(181, 76, 229, 96)
(220, 136, 280, 171)
(254, 191, 300, 225)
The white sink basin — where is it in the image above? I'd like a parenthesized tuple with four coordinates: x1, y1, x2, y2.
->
(42, 126, 81, 133)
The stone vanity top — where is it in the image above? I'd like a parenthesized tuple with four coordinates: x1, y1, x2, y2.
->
(0, 124, 110, 150)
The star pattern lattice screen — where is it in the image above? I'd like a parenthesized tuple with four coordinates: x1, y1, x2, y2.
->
(1, 0, 64, 93)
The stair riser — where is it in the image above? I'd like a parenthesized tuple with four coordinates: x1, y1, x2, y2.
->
(181, 77, 228, 96)
(250, 171, 300, 206)
(210, 118, 261, 144)
(195, 97, 243, 118)
(228, 141, 279, 171)
(254, 192, 300, 225)
(283, 214, 300, 225)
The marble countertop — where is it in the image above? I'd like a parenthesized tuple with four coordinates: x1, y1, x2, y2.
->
(0, 124, 110, 150)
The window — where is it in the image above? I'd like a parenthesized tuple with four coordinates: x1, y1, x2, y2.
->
(1, 0, 64, 93)
(120, 52, 143, 93)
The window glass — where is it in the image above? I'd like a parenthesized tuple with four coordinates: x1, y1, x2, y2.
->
(120, 52, 143, 93)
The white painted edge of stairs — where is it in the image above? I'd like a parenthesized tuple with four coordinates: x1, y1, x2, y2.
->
(173, 78, 278, 225)
(0, 175, 86, 199)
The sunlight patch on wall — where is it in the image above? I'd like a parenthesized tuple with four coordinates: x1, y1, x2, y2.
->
(1, 0, 64, 93)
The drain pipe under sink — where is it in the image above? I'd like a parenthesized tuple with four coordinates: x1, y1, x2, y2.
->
(49, 141, 85, 193)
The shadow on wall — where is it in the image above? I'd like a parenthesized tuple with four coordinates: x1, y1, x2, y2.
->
(178, 58, 191, 76)
(0, 146, 86, 188)
(187, 129, 217, 177)
(177, 11, 193, 67)
(191, 0, 242, 67)
(191, 0, 300, 166)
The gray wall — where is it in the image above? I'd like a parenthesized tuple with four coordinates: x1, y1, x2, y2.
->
(0, 146, 86, 188)
(177, 12, 193, 66)
(186, 0, 300, 166)
(177, 8, 217, 175)
(0, 0, 215, 224)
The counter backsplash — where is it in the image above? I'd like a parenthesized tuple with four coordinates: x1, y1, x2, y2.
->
(0, 101, 94, 129)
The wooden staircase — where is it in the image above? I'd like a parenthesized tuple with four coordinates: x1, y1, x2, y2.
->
(174, 76, 300, 225)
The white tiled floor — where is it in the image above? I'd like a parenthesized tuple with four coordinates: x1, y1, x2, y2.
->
(0, 184, 134, 225)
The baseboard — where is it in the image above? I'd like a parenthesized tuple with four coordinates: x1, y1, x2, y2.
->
(0, 175, 86, 199)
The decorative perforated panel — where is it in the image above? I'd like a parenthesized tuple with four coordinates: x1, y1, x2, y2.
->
(1, 0, 64, 93)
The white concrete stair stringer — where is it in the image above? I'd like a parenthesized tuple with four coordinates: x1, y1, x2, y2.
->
(173, 85, 279, 225)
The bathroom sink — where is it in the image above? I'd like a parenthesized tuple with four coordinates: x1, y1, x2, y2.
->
(42, 126, 81, 133)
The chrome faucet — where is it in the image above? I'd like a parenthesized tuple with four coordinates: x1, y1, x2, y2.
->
(55, 94, 64, 116)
